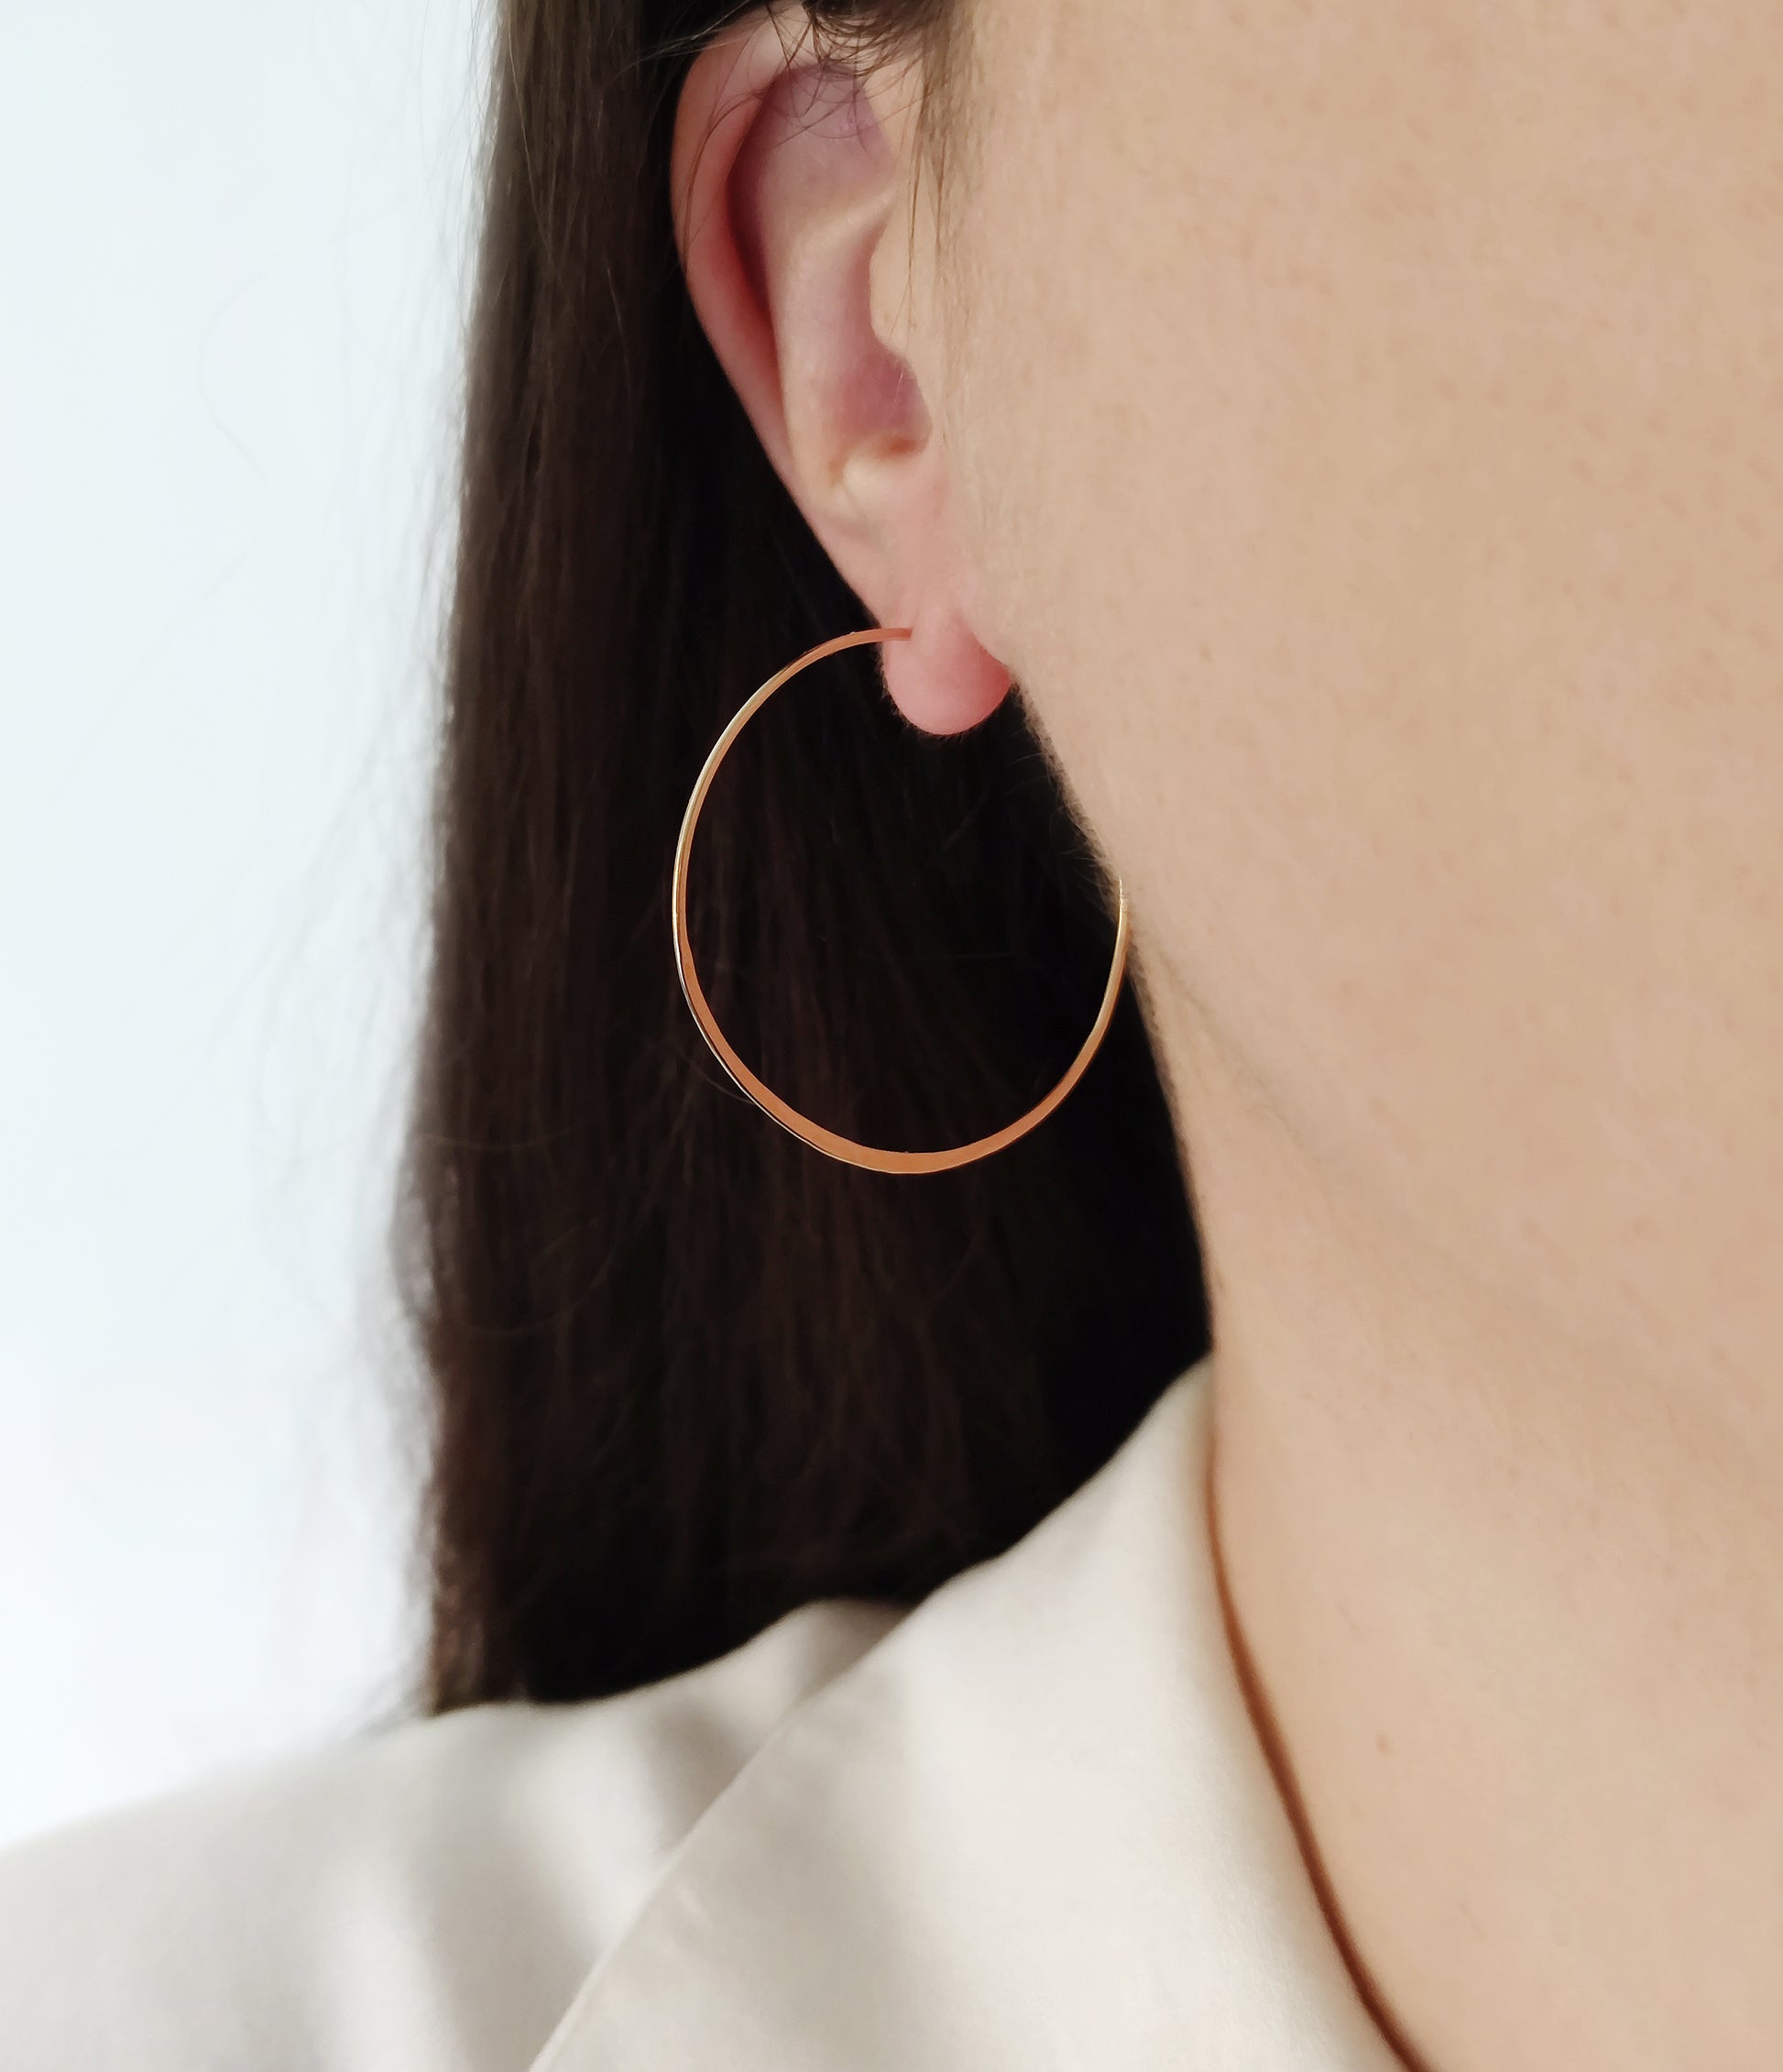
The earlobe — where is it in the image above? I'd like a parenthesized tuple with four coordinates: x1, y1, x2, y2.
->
(671, 9, 1012, 739)
(880, 594, 1014, 740)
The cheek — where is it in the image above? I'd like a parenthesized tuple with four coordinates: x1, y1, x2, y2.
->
(951, 0, 1783, 1369)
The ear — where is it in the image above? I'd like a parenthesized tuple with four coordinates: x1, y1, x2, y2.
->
(671, 5, 1012, 737)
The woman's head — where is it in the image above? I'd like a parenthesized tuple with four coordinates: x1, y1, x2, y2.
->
(678, 0, 1783, 1410)
(406, 0, 1783, 1707)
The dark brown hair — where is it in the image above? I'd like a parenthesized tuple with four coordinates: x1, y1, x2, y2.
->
(397, 0, 1209, 1712)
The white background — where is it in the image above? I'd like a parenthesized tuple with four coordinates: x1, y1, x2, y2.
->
(0, 1, 487, 1847)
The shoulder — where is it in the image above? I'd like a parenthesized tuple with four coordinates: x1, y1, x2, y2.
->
(0, 1595, 902, 2072)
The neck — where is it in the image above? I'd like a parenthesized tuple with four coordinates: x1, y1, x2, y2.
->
(1164, 998, 1783, 2072)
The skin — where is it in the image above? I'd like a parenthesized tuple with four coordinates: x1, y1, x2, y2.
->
(673, 6, 1783, 2067)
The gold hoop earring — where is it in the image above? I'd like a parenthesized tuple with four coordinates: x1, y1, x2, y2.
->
(672, 626, 1130, 1176)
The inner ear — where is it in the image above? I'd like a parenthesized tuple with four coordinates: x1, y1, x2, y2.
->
(730, 61, 928, 480)
(727, 60, 887, 300)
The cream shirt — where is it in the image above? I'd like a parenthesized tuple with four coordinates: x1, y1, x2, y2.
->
(0, 1351, 1404, 2069)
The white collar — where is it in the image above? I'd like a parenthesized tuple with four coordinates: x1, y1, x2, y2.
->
(531, 1354, 1405, 2071)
